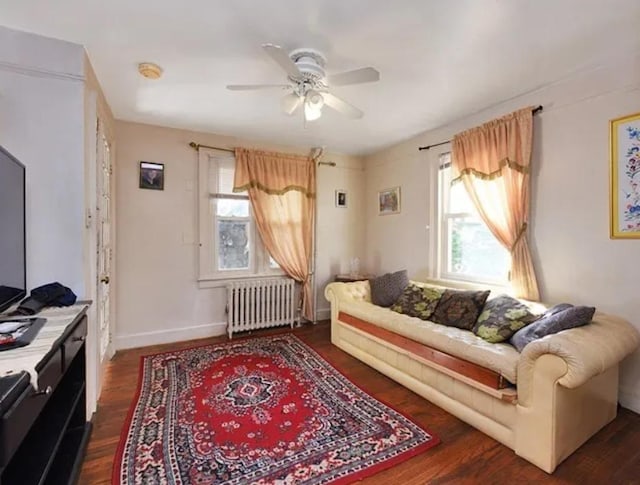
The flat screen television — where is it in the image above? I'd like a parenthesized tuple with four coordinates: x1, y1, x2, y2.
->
(0, 146, 26, 314)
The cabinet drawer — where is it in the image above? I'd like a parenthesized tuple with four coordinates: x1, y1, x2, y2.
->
(0, 349, 62, 468)
(63, 317, 87, 370)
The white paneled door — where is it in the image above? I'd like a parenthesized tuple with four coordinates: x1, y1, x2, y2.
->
(97, 122, 113, 362)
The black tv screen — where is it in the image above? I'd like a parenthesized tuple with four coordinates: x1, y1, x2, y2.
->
(0, 146, 26, 313)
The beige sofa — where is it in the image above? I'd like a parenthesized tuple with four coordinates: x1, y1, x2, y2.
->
(324, 280, 640, 473)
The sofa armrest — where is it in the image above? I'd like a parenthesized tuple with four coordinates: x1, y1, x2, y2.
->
(325, 281, 372, 305)
(517, 311, 639, 403)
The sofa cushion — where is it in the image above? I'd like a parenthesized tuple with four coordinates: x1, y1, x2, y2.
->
(338, 298, 520, 384)
(431, 289, 490, 330)
(390, 283, 444, 320)
(473, 295, 540, 343)
(511, 305, 596, 352)
(369, 270, 409, 307)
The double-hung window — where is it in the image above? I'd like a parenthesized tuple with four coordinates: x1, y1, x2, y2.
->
(198, 150, 280, 282)
(438, 152, 509, 285)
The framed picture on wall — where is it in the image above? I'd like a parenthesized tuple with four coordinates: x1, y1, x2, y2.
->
(610, 112, 640, 238)
(335, 189, 347, 208)
(139, 161, 164, 190)
(378, 186, 401, 215)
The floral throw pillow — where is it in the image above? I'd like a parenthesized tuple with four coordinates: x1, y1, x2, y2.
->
(473, 295, 540, 343)
(390, 284, 444, 320)
(430, 289, 491, 330)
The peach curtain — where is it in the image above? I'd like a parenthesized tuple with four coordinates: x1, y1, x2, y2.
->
(452, 107, 540, 301)
(234, 148, 316, 320)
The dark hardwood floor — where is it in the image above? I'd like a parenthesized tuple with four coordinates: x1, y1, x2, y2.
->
(79, 321, 640, 484)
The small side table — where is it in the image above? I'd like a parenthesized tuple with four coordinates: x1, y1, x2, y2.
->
(335, 274, 375, 283)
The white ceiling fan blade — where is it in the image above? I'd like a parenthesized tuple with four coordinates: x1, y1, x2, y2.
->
(262, 44, 301, 78)
(322, 92, 364, 119)
(226, 84, 291, 91)
(327, 67, 380, 86)
(282, 93, 302, 115)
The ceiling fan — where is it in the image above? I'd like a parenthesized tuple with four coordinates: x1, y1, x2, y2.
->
(227, 44, 380, 122)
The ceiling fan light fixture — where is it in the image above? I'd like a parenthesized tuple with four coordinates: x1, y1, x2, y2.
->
(304, 90, 324, 121)
(304, 102, 322, 121)
(305, 90, 324, 109)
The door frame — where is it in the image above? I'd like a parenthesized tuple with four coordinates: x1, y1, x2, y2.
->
(84, 90, 116, 415)
(96, 119, 115, 366)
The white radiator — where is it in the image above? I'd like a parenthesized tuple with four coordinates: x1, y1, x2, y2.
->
(226, 278, 296, 338)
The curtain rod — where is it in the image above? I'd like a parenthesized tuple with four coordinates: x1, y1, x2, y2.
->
(188, 141, 235, 153)
(190, 141, 335, 165)
(417, 105, 543, 151)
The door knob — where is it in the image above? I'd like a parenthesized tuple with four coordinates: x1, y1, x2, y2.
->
(100, 275, 110, 284)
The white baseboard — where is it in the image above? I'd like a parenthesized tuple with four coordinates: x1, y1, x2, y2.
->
(316, 307, 331, 321)
(619, 386, 640, 414)
(115, 322, 227, 350)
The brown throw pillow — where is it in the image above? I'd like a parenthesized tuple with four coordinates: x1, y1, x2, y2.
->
(390, 284, 444, 320)
(369, 270, 409, 307)
(430, 289, 491, 330)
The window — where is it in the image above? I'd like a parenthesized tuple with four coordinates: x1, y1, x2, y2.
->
(198, 150, 281, 282)
(438, 152, 509, 284)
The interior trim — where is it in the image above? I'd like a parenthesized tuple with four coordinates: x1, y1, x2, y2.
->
(115, 321, 227, 350)
(0, 60, 85, 82)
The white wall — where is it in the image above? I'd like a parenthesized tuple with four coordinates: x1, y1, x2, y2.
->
(0, 26, 86, 295)
(115, 121, 364, 348)
(363, 53, 640, 412)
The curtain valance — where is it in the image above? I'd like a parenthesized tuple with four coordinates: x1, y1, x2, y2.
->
(452, 107, 533, 184)
(233, 148, 315, 197)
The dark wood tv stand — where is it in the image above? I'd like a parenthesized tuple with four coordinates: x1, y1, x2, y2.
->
(0, 304, 91, 485)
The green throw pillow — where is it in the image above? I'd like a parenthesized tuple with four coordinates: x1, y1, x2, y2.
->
(473, 295, 540, 343)
(390, 284, 444, 321)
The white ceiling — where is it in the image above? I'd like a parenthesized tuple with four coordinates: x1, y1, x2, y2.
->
(1, 0, 639, 155)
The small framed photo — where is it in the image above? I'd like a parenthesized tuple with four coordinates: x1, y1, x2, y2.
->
(610, 112, 640, 238)
(139, 161, 164, 190)
(335, 189, 347, 208)
(378, 186, 401, 215)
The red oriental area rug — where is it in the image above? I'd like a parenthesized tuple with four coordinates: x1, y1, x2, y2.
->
(113, 334, 439, 484)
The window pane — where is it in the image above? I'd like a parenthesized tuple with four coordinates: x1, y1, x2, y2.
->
(447, 217, 509, 280)
(440, 161, 477, 215)
(218, 164, 236, 194)
(449, 181, 477, 214)
(217, 220, 250, 270)
(216, 198, 249, 217)
(269, 254, 280, 269)
(209, 157, 237, 195)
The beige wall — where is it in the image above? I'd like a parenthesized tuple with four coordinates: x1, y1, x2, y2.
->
(315, 157, 366, 318)
(115, 121, 364, 348)
(363, 53, 640, 412)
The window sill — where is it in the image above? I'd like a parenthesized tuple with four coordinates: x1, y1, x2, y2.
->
(425, 276, 511, 295)
(198, 272, 287, 289)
